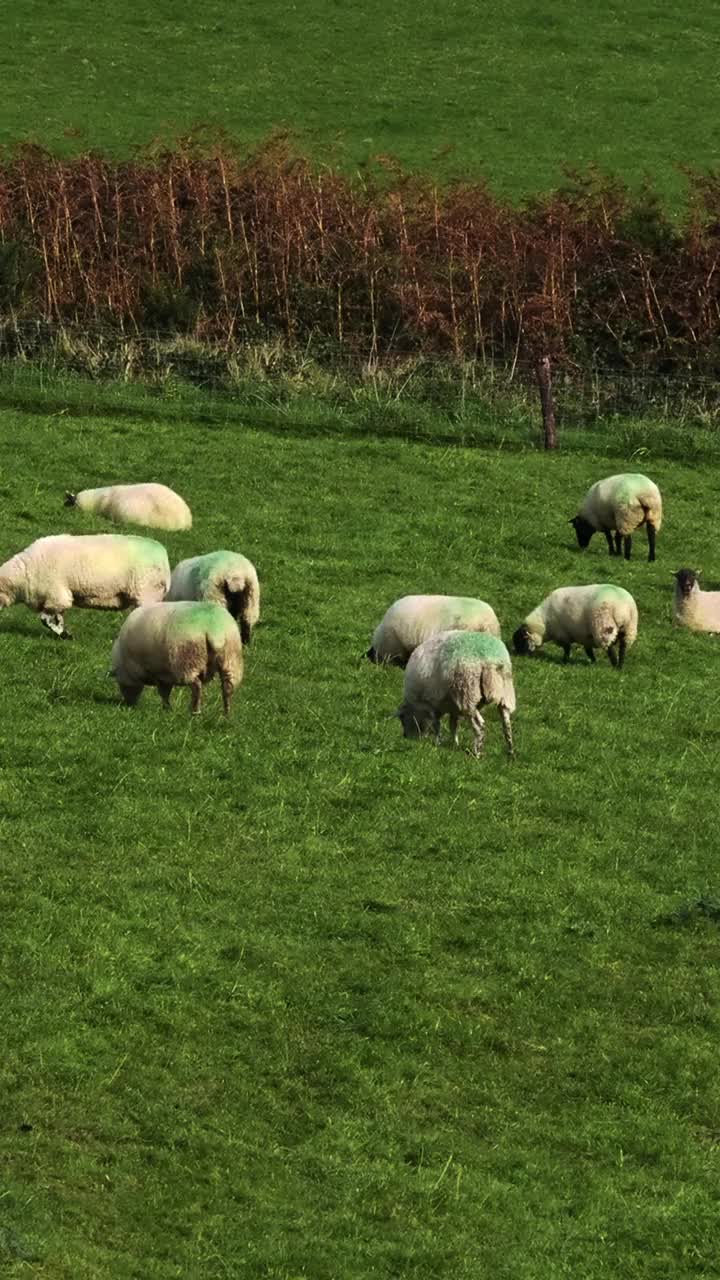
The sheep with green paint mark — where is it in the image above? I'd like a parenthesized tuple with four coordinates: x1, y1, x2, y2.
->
(0, 533, 170, 638)
(110, 601, 243, 716)
(367, 594, 501, 667)
(512, 584, 638, 668)
(570, 473, 662, 561)
(65, 483, 192, 531)
(394, 629, 516, 758)
(166, 550, 260, 645)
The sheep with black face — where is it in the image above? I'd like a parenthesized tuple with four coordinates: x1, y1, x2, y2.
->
(570, 473, 662, 562)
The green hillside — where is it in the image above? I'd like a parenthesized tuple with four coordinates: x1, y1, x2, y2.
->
(3, 0, 719, 201)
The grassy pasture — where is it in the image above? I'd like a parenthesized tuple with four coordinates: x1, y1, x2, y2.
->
(1, 391, 720, 1276)
(3, 0, 720, 201)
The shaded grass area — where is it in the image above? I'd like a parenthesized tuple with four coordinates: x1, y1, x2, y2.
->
(1, 390, 720, 1275)
(2, 0, 720, 201)
(3, 358, 720, 465)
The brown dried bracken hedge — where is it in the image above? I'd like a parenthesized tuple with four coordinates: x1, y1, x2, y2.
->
(0, 136, 719, 374)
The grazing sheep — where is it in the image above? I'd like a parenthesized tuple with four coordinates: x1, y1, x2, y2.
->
(512, 583, 638, 668)
(65, 483, 192, 531)
(0, 534, 170, 638)
(166, 550, 260, 645)
(570, 473, 662, 561)
(367, 594, 501, 667)
(394, 630, 516, 758)
(110, 601, 243, 716)
(672, 569, 720, 633)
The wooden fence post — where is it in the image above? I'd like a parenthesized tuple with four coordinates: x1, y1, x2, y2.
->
(536, 355, 557, 450)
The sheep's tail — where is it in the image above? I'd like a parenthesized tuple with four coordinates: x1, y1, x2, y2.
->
(207, 626, 244, 697)
(223, 572, 260, 645)
(640, 491, 663, 533)
(480, 661, 516, 714)
(621, 600, 639, 649)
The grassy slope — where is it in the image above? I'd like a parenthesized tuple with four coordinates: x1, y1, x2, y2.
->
(1, 395, 719, 1277)
(2, 0, 719, 201)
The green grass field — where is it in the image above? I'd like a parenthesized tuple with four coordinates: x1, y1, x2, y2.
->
(1, 390, 720, 1277)
(2, 3, 720, 1275)
(3, 0, 720, 201)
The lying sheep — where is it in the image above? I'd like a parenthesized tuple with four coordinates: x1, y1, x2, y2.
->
(512, 584, 638, 668)
(394, 629, 516, 758)
(367, 594, 501, 666)
(166, 550, 260, 645)
(672, 569, 720, 633)
(65, 483, 192, 531)
(570, 473, 662, 561)
(0, 533, 170, 638)
(110, 601, 243, 716)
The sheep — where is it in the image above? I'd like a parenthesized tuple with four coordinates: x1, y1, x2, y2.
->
(512, 583, 638, 668)
(111, 601, 243, 715)
(570, 473, 663, 561)
(166, 550, 260, 645)
(64, 483, 192, 531)
(0, 534, 171, 638)
(672, 569, 720, 633)
(394, 629, 516, 758)
(367, 594, 501, 667)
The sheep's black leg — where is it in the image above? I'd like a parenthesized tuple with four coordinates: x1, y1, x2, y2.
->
(448, 710, 460, 746)
(617, 630, 627, 669)
(158, 683, 173, 710)
(623, 535, 632, 560)
(190, 680, 203, 716)
(584, 644, 597, 663)
(220, 672, 234, 716)
(614, 532, 622, 556)
(604, 529, 615, 555)
(647, 523, 656, 562)
(607, 644, 619, 668)
(562, 644, 572, 663)
(119, 683, 143, 707)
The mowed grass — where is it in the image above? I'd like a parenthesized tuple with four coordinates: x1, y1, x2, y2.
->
(3, 0, 720, 201)
(1, 394, 719, 1277)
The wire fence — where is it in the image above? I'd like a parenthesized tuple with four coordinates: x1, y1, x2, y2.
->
(1, 318, 719, 430)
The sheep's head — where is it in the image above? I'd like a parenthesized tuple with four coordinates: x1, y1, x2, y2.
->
(64, 492, 77, 508)
(569, 514, 594, 549)
(394, 702, 435, 739)
(512, 623, 536, 656)
(673, 568, 700, 599)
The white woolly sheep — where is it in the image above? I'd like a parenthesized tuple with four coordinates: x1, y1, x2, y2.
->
(166, 550, 260, 645)
(367, 594, 501, 667)
(672, 569, 720, 633)
(570, 473, 663, 562)
(110, 601, 243, 716)
(0, 534, 171, 638)
(394, 629, 516, 758)
(512, 583, 638, 668)
(65, 483, 192, 531)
